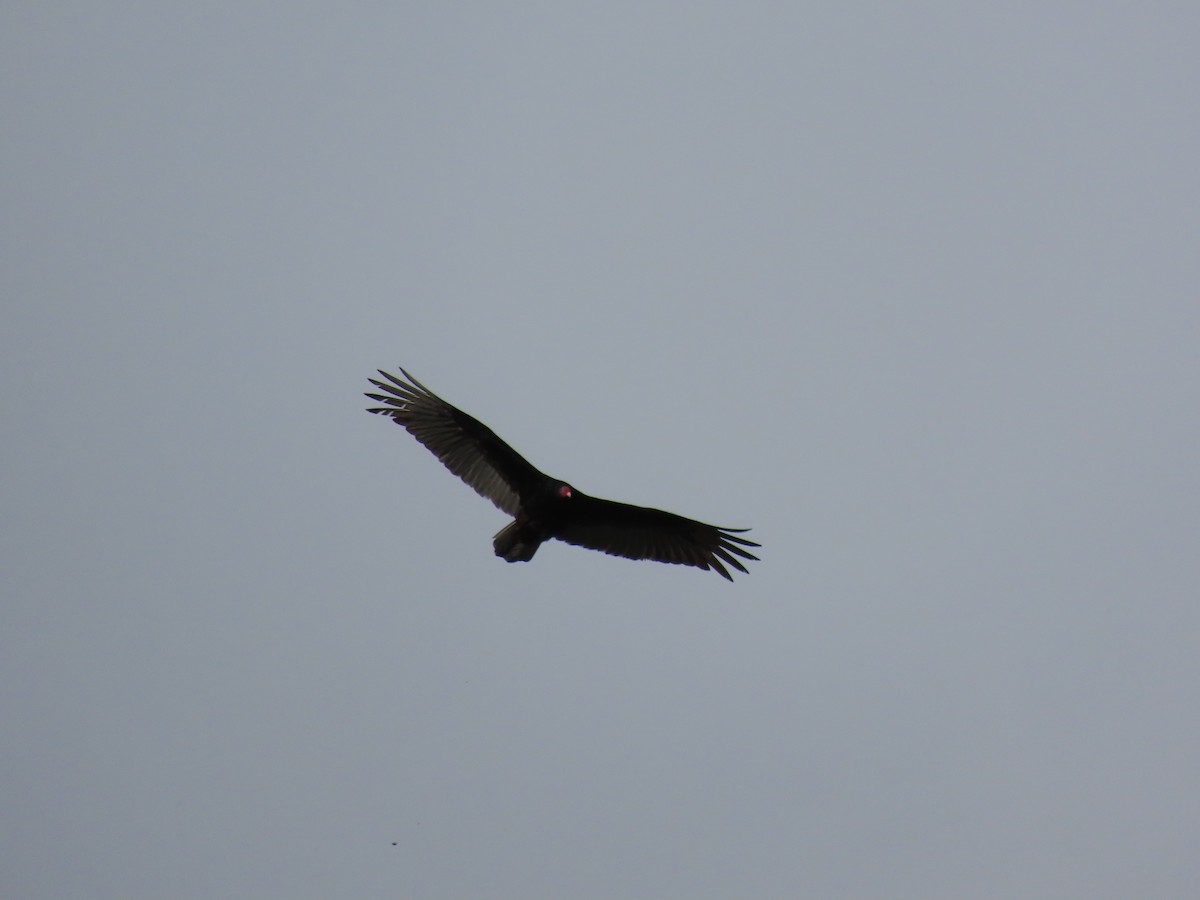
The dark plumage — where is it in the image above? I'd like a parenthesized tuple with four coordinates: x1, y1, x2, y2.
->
(365, 368, 759, 581)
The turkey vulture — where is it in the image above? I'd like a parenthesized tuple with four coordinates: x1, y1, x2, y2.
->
(365, 368, 759, 581)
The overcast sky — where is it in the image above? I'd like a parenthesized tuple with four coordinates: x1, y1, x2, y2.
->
(4, 3, 1199, 898)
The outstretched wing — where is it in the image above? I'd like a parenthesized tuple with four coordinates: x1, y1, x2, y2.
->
(365, 368, 545, 516)
(553, 494, 760, 581)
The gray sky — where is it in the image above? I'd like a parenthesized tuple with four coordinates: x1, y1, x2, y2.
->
(4, 3, 1198, 898)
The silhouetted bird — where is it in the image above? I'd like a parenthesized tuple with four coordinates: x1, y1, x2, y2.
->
(366, 368, 759, 580)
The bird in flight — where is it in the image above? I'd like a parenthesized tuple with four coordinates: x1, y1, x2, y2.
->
(365, 368, 759, 580)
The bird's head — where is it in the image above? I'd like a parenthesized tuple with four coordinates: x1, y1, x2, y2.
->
(556, 482, 573, 500)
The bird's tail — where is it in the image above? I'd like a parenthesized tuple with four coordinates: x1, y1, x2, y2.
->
(493, 520, 540, 563)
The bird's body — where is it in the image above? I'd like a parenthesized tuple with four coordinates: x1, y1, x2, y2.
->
(365, 368, 759, 580)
